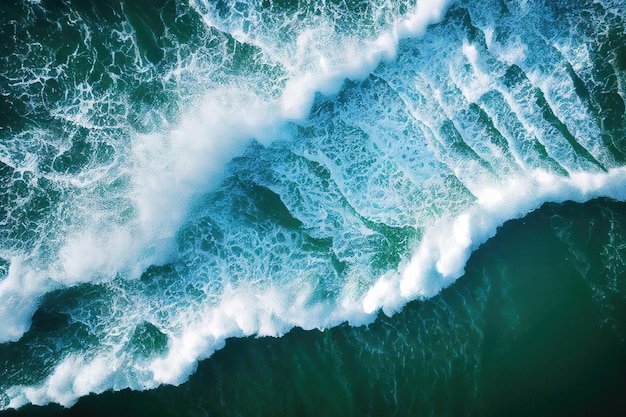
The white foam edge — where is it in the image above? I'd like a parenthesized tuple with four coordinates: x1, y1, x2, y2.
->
(4, 280, 334, 409)
(363, 167, 626, 315)
(192, 0, 451, 118)
(279, 0, 451, 119)
(0, 260, 51, 343)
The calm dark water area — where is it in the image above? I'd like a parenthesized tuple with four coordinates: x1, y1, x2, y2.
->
(3, 198, 626, 416)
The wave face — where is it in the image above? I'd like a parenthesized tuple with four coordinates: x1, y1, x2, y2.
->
(0, 0, 625, 409)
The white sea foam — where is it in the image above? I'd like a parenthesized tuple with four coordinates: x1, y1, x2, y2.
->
(0, 265, 48, 342)
(364, 167, 626, 314)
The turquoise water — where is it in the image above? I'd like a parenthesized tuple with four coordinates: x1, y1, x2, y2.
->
(1, 0, 625, 415)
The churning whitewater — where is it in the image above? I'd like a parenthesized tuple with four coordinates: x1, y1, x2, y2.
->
(1, 0, 625, 409)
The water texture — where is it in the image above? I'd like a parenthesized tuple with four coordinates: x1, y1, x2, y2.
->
(0, 0, 625, 413)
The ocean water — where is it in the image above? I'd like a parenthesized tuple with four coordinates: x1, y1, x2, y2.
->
(0, 0, 625, 415)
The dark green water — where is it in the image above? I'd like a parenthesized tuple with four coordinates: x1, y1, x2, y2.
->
(1, 0, 626, 415)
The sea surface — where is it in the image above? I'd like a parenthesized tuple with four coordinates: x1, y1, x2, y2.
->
(1, 0, 625, 415)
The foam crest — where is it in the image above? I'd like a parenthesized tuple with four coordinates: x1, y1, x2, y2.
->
(131, 87, 282, 240)
(191, 0, 451, 120)
(43, 0, 455, 292)
(5, 282, 340, 408)
(364, 167, 626, 314)
(280, 1, 452, 119)
(148, 281, 326, 385)
(395, 0, 449, 37)
(6, 354, 152, 409)
(0, 263, 48, 342)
